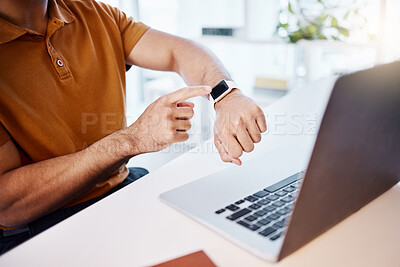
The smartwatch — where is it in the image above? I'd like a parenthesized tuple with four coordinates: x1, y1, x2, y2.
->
(210, 80, 239, 103)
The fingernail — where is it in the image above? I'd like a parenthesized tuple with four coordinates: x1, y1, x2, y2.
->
(205, 86, 212, 92)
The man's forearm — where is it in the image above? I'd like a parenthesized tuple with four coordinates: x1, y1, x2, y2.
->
(0, 130, 135, 228)
(127, 29, 234, 90)
(0, 84, 208, 228)
(127, 29, 266, 165)
(171, 38, 232, 88)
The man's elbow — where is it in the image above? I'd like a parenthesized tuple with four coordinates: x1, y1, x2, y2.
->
(0, 203, 30, 228)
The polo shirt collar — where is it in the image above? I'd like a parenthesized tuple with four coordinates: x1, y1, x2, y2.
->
(0, 18, 27, 45)
(0, 0, 75, 45)
(49, 0, 75, 24)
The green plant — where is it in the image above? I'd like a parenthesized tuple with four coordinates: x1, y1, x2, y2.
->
(277, 0, 373, 43)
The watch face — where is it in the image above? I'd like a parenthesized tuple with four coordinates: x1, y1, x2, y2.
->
(211, 80, 229, 100)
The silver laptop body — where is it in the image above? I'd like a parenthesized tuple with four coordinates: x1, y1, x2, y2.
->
(160, 62, 400, 261)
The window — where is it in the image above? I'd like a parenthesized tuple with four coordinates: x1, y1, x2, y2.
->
(100, 0, 398, 123)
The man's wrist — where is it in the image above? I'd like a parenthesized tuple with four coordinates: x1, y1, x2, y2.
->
(214, 88, 243, 110)
(116, 127, 142, 158)
(89, 128, 140, 162)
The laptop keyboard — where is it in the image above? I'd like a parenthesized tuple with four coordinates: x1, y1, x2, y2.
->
(214, 172, 303, 241)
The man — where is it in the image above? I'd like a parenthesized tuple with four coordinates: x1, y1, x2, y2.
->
(0, 0, 266, 253)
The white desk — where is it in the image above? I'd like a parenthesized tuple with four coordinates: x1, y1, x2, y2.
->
(1, 79, 399, 267)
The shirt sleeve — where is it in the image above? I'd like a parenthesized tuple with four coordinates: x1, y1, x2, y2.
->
(118, 17, 150, 60)
(99, 3, 150, 59)
(0, 122, 11, 146)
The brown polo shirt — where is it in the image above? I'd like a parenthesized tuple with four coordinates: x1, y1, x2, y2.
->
(0, 0, 149, 229)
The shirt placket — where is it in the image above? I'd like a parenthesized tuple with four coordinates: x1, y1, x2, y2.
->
(45, 18, 71, 80)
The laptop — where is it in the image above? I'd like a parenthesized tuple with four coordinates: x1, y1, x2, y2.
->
(160, 62, 400, 261)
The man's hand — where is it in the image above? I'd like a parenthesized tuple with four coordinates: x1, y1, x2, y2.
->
(127, 29, 266, 164)
(122, 86, 211, 155)
(214, 89, 267, 165)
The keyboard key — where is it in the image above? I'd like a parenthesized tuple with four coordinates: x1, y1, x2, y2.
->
(259, 227, 277, 237)
(281, 196, 293, 203)
(266, 195, 279, 201)
(264, 173, 300, 193)
(291, 182, 300, 188)
(257, 200, 269, 206)
(283, 207, 291, 214)
(237, 220, 250, 228)
(237, 221, 260, 231)
(257, 219, 270, 225)
(267, 214, 280, 221)
(249, 204, 261, 210)
(270, 233, 281, 241)
(249, 225, 260, 231)
(275, 191, 287, 197)
(244, 215, 257, 222)
(263, 206, 275, 212)
(227, 208, 251, 221)
(285, 204, 294, 211)
(256, 199, 270, 206)
(253, 190, 269, 198)
(215, 209, 225, 214)
(226, 204, 240, 211)
(273, 221, 284, 228)
(283, 186, 295, 192)
(276, 209, 287, 215)
(272, 201, 285, 208)
(254, 210, 267, 217)
(245, 195, 258, 202)
(235, 200, 245, 205)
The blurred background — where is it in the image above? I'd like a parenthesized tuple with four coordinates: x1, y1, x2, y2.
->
(100, 0, 400, 171)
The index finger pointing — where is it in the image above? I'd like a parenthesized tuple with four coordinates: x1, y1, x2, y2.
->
(166, 86, 211, 103)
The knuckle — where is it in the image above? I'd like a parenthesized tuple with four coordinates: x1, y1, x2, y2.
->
(218, 151, 229, 162)
(158, 95, 169, 104)
(166, 106, 173, 115)
(214, 137, 221, 147)
(165, 120, 173, 130)
(171, 122, 178, 131)
(220, 133, 229, 142)
(222, 156, 230, 163)
(165, 108, 174, 120)
(252, 105, 263, 114)
(240, 111, 248, 119)
(256, 113, 266, 123)
(214, 139, 218, 146)
(232, 119, 241, 127)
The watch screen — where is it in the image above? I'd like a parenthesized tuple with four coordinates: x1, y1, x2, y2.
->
(211, 80, 229, 99)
